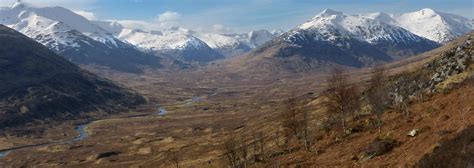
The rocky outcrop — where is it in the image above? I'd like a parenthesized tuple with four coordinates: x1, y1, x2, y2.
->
(424, 35, 473, 91)
(390, 33, 473, 104)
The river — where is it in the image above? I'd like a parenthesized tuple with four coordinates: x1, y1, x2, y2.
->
(0, 92, 216, 158)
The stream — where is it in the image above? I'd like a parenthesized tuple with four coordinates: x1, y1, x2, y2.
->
(0, 91, 215, 158)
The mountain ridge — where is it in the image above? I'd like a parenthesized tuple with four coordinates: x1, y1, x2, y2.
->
(0, 2, 163, 73)
(225, 9, 440, 74)
(361, 8, 473, 43)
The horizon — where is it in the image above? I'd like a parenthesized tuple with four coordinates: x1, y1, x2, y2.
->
(0, 0, 473, 33)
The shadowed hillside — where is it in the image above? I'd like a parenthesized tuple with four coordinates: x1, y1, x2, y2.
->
(0, 25, 146, 128)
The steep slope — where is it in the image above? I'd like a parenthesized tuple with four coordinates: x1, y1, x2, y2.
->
(252, 32, 474, 168)
(363, 8, 473, 43)
(0, 2, 162, 73)
(0, 25, 146, 128)
(227, 9, 439, 74)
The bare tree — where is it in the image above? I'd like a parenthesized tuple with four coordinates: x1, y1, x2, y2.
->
(367, 66, 389, 133)
(240, 133, 248, 168)
(274, 127, 281, 148)
(281, 95, 300, 143)
(302, 110, 311, 151)
(257, 132, 265, 158)
(325, 67, 360, 133)
(252, 130, 258, 162)
(167, 149, 180, 168)
(252, 131, 265, 162)
(347, 85, 361, 121)
(224, 133, 239, 168)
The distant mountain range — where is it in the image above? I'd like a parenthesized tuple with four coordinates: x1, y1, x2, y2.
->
(0, 2, 163, 73)
(1, 2, 472, 72)
(0, 2, 280, 69)
(98, 23, 282, 62)
(0, 25, 145, 128)
(226, 9, 443, 73)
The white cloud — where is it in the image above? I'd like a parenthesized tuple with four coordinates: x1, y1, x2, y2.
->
(117, 11, 183, 31)
(73, 10, 97, 20)
(155, 11, 181, 28)
(157, 11, 181, 22)
(117, 20, 160, 31)
(212, 24, 233, 33)
(117, 11, 237, 34)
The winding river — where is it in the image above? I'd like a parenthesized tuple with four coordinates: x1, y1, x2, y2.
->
(0, 92, 215, 158)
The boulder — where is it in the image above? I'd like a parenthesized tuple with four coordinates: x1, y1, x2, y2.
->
(407, 129, 419, 137)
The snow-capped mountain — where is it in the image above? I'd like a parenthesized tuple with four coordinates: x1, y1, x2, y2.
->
(362, 8, 473, 43)
(292, 9, 431, 46)
(0, 2, 162, 73)
(194, 32, 252, 57)
(95, 18, 281, 60)
(241, 9, 439, 71)
(116, 27, 224, 63)
(248, 30, 280, 46)
(194, 30, 282, 57)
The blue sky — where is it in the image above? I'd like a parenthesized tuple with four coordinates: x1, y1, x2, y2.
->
(1, 0, 473, 33)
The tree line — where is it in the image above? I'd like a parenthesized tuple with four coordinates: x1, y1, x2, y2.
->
(221, 66, 407, 167)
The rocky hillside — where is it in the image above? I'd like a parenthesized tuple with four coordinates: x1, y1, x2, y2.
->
(389, 32, 473, 104)
(250, 32, 473, 168)
(0, 25, 146, 128)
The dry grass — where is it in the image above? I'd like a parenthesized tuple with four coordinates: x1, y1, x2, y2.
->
(0, 33, 472, 168)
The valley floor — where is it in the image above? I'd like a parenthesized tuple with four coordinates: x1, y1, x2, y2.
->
(0, 41, 472, 167)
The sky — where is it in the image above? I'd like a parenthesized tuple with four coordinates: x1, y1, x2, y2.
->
(1, 0, 473, 33)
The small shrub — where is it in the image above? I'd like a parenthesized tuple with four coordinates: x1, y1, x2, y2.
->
(363, 137, 397, 158)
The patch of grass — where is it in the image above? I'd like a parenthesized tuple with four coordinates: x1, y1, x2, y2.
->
(436, 70, 473, 91)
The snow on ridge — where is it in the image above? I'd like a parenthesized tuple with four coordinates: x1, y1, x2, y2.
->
(117, 27, 208, 51)
(292, 9, 422, 45)
(0, 2, 123, 48)
(361, 8, 473, 43)
(10, 14, 82, 51)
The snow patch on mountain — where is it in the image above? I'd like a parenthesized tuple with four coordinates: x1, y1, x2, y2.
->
(0, 2, 122, 47)
(290, 9, 423, 45)
(193, 29, 282, 57)
(118, 27, 208, 51)
(11, 14, 83, 51)
(1, 2, 163, 73)
(362, 8, 473, 43)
